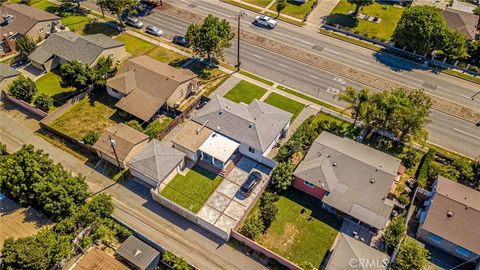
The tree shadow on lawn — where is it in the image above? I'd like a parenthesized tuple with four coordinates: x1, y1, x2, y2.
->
(326, 13, 359, 29)
(280, 189, 342, 230)
(83, 22, 121, 37)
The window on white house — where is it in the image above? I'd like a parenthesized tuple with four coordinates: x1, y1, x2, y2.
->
(455, 247, 471, 257)
(303, 181, 315, 188)
(248, 147, 255, 153)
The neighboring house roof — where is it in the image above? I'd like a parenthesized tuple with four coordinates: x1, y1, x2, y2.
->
(192, 95, 292, 152)
(107, 56, 197, 122)
(74, 247, 128, 270)
(294, 132, 401, 229)
(116, 236, 160, 270)
(0, 4, 59, 37)
(325, 233, 389, 270)
(443, 7, 479, 39)
(0, 63, 20, 82)
(127, 139, 185, 184)
(93, 123, 149, 163)
(171, 120, 213, 153)
(28, 32, 124, 66)
(422, 176, 480, 254)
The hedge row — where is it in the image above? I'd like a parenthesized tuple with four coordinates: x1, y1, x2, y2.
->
(416, 149, 436, 188)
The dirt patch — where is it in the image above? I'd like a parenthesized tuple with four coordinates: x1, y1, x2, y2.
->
(160, 5, 479, 122)
(259, 223, 299, 254)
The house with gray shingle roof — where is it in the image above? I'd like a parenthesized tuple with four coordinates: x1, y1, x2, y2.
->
(0, 63, 20, 92)
(28, 31, 127, 72)
(185, 95, 291, 171)
(293, 132, 404, 230)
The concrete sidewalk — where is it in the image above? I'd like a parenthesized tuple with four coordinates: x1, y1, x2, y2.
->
(0, 110, 266, 270)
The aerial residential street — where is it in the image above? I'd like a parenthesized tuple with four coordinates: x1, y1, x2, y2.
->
(81, 0, 480, 158)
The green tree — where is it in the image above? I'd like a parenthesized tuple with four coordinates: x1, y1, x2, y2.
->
(453, 158, 474, 187)
(270, 162, 294, 191)
(392, 238, 430, 270)
(384, 215, 406, 254)
(8, 75, 37, 103)
(92, 56, 118, 87)
(144, 121, 163, 139)
(275, 0, 287, 19)
(16, 35, 36, 58)
(82, 130, 100, 145)
(347, 0, 374, 16)
(60, 60, 93, 89)
(394, 89, 432, 143)
(186, 14, 235, 65)
(34, 93, 54, 112)
(0, 142, 7, 155)
(259, 199, 278, 232)
(338, 87, 370, 126)
(240, 216, 264, 240)
(441, 30, 468, 60)
(96, 0, 139, 25)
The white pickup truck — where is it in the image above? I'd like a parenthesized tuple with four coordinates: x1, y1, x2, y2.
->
(253, 15, 277, 29)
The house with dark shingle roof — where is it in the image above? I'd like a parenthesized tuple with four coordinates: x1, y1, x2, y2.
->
(127, 139, 186, 188)
(116, 236, 160, 270)
(416, 176, 480, 263)
(1, 4, 59, 54)
(443, 7, 479, 40)
(293, 132, 404, 230)
(28, 31, 127, 72)
(185, 94, 291, 172)
(0, 63, 20, 92)
(106, 56, 199, 122)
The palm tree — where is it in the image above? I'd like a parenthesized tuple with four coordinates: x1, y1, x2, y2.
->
(338, 87, 370, 126)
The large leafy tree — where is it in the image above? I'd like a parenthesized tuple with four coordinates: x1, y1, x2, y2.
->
(60, 60, 93, 89)
(384, 215, 406, 255)
(7, 75, 37, 103)
(394, 89, 431, 143)
(270, 161, 294, 191)
(441, 30, 468, 60)
(275, 0, 287, 19)
(186, 14, 235, 65)
(338, 87, 370, 126)
(16, 35, 36, 58)
(92, 56, 118, 87)
(96, 0, 139, 24)
(392, 238, 430, 270)
(347, 0, 374, 16)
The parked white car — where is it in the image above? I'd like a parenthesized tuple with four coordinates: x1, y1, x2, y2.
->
(253, 15, 277, 29)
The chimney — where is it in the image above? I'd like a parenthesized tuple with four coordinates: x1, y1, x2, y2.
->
(3, 34, 16, 54)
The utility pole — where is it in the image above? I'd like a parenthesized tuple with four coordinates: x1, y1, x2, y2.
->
(108, 132, 122, 169)
(471, 90, 480, 100)
(235, 12, 245, 71)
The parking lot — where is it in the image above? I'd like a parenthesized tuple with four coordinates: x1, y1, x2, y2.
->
(197, 157, 271, 238)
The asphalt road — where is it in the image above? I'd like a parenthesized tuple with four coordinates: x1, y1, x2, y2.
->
(82, 0, 480, 157)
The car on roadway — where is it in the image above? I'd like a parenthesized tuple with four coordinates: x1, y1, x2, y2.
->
(253, 15, 277, 29)
(125, 17, 144, 29)
(146, 25, 163, 36)
(173, 36, 190, 47)
(240, 171, 262, 197)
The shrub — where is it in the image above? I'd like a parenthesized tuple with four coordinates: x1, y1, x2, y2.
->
(16, 35, 36, 58)
(260, 191, 279, 208)
(126, 120, 143, 132)
(34, 94, 54, 112)
(240, 216, 264, 240)
(144, 121, 163, 139)
(0, 142, 7, 155)
(8, 75, 37, 103)
(400, 148, 418, 170)
(259, 200, 278, 232)
(270, 162, 294, 191)
(162, 250, 190, 270)
(384, 215, 406, 255)
(416, 149, 436, 188)
(82, 130, 100, 146)
(397, 192, 410, 206)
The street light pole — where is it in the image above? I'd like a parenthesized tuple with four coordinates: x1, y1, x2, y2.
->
(108, 132, 122, 169)
(471, 90, 480, 100)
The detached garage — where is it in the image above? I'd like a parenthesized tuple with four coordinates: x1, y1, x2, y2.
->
(127, 139, 185, 188)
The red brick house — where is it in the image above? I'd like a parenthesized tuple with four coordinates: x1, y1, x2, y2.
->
(293, 132, 404, 230)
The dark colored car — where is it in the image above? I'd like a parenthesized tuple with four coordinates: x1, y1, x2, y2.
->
(240, 171, 262, 197)
(173, 35, 190, 47)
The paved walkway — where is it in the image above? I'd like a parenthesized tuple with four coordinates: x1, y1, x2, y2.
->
(213, 76, 241, 97)
(0, 110, 266, 270)
(305, 0, 340, 29)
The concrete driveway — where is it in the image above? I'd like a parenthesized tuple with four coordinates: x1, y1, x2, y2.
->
(197, 157, 271, 237)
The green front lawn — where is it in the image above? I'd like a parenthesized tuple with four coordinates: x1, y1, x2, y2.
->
(61, 15, 92, 33)
(31, 0, 57, 11)
(253, 189, 342, 268)
(270, 0, 317, 20)
(35, 72, 76, 111)
(224, 80, 267, 104)
(160, 166, 223, 213)
(49, 91, 123, 140)
(264, 92, 304, 121)
(326, 0, 404, 41)
(82, 21, 121, 37)
(244, 0, 273, 7)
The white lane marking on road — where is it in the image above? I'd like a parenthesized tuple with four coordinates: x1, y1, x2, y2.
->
(327, 87, 340, 95)
(460, 94, 473, 99)
(452, 128, 480, 140)
(334, 77, 346, 84)
(308, 74, 319, 79)
(278, 64, 288, 68)
(252, 54, 264, 59)
(329, 50, 342, 56)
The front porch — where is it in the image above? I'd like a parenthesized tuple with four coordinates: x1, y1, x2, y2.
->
(197, 132, 241, 178)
